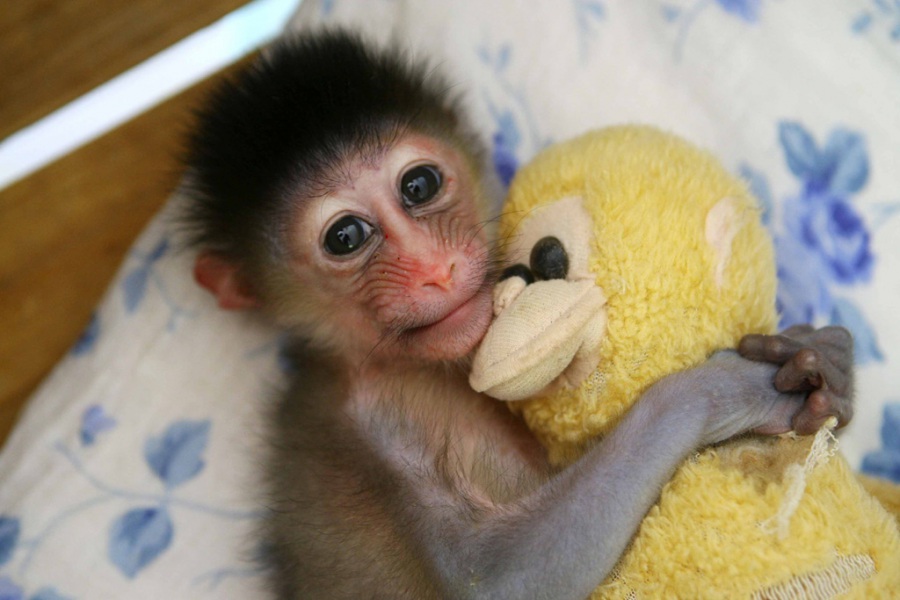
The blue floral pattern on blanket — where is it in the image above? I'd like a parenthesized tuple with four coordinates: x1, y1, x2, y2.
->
(122, 236, 196, 331)
(0, 408, 261, 594)
(862, 403, 900, 482)
(69, 313, 100, 357)
(662, 0, 762, 59)
(477, 43, 553, 190)
(79, 405, 117, 447)
(0, 577, 70, 600)
(572, 0, 606, 60)
(852, 0, 900, 42)
(742, 121, 886, 365)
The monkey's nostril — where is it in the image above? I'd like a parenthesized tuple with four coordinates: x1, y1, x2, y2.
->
(530, 236, 569, 280)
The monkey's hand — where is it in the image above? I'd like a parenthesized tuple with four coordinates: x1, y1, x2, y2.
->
(738, 325, 854, 436)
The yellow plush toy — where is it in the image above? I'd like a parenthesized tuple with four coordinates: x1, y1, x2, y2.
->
(470, 126, 900, 598)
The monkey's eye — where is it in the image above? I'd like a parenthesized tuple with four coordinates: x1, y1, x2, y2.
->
(400, 165, 442, 207)
(324, 215, 374, 256)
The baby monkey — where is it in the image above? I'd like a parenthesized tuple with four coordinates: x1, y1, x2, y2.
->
(181, 30, 854, 599)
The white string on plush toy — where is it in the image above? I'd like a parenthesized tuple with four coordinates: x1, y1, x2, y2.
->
(761, 417, 840, 539)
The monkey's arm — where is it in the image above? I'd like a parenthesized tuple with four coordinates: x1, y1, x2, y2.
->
(381, 353, 804, 600)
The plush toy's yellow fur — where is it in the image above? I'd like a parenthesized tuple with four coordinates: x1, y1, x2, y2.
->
(501, 126, 778, 464)
(494, 126, 900, 597)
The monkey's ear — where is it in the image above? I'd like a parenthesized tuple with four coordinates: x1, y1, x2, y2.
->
(193, 252, 260, 310)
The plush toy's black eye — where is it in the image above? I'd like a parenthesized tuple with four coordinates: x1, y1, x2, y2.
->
(530, 236, 569, 280)
(324, 215, 374, 255)
(500, 263, 536, 285)
(400, 165, 442, 207)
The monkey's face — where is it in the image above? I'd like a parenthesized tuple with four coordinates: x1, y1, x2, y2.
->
(280, 133, 495, 367)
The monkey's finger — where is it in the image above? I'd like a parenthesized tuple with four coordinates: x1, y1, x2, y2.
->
(738, 333, 806, 365)
(779, 324, 816, 339)
(773, 347, 849, 395)
(806, 326, 855, 369)
(792, 390, 853, 435)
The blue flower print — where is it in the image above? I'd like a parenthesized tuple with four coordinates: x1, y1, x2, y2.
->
(861, 403, 900, 483)
(742, 121, 885, 364)
(0, 578, 23, 600)
(776, 122, 874, 287)
(781, 191, 873, 285)
(715, 0, 761, 22)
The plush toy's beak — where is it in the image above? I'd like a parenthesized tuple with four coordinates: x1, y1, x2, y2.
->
(469, 279, 607, 401)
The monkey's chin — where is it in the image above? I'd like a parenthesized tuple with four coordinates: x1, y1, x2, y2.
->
(404, 288, 494, 362)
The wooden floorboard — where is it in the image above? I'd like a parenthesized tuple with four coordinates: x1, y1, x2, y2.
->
(0, 0, 259, 446)
(0, 0, 248, 140)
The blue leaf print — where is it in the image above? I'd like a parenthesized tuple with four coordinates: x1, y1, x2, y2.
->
(71, 311, 100, 356)
(496, 44, 511, 72)
(822, 129, 869, 195)
(0, 578, 23, 600)
(144, 420, 211, 489)
(861, 403, 900, 483)
(147, 237, 169, 263)
(830, 298, 884, 364)
(80, 405, 117, 446)
(491, 111, 522, 187)
(862, 451, 900, 483)
(882, 403, 900, 453)
(30, 589, 73, 600)
(773, 236, 832, 328)
(852, 1, 900, 42)
(662, 4, 681, 21)
(492, 134, 519, 189)
(574, 0, 606, 56)
(109, 507, 174, 578)
(739, 164, 773, 225)
(583, 0, 605, 18)
(495, 110, 521, 151)
(0, 517, 20, 567)
(852, 12, 873, 33)
(122, 266, 151, 314)
(779, 122, 822, 182)
(715, 0, 761, 22)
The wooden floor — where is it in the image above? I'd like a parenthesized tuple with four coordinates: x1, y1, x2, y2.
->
(0, 0, 253, 445)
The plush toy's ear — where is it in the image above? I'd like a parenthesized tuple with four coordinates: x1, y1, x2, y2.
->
(705, 196, 745, 288)
(193, 252, 260, 310)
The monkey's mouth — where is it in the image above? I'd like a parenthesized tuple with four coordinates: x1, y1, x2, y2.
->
(400, 286, 493, 355)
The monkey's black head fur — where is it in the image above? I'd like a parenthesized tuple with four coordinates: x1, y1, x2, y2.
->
(180, 29, 474, 266)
